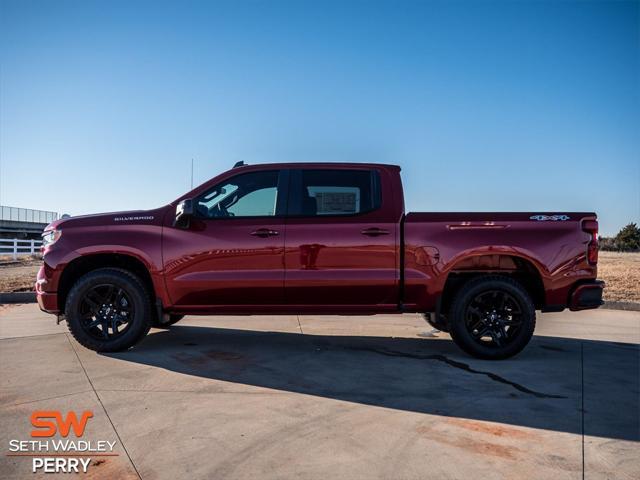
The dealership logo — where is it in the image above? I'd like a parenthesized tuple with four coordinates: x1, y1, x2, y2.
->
(31, 411, 93, 437)
(7, 410, 118, 474)
(529, 214, 570, 221)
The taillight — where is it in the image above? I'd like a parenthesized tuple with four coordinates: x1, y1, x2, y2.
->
(583, 219, 598, 265)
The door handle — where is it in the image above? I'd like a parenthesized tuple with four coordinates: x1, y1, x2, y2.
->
(361, 228, 389, 237)
(250, 228, 279, 238)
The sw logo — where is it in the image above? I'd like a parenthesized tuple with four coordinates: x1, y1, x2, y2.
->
(31, 410, 93, 437)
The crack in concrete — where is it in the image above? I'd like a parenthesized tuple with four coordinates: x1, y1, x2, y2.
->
(96, 388, 288, 395)
(0, 332, 66, 341)
(346, 346, 568, 399)
(7, 390, 94, 407)
(65, 334, 143, 480)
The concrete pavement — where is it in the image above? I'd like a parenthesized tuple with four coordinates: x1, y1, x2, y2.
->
(0, 304, 638, 479)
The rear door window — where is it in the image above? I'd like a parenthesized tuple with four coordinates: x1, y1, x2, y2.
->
(294, 169, 381, 216)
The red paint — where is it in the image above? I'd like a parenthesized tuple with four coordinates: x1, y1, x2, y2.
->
(36, 163, 603, 316)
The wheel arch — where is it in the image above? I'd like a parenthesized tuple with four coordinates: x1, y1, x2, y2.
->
(58, 253, 156, 314)
(439, 253, 546, 314)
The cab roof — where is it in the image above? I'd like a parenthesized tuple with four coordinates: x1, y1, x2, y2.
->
(231, 161, 401, 172)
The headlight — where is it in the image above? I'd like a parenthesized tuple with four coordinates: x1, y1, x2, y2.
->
(41, 229, 62, 247)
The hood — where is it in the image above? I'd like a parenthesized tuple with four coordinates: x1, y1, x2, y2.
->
(44, 206, 171, 231)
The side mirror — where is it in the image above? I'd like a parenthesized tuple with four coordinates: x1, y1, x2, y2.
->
(174, 198, 194, 229)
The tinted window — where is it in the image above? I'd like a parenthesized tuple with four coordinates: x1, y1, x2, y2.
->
(298, 169, 380, 216)
(197, 171, 279, 218)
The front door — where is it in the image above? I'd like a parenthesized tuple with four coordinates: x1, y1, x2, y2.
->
(163, 169, 287, 309)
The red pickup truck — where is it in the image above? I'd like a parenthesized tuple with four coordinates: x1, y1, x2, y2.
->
(36, 162, 603, 359)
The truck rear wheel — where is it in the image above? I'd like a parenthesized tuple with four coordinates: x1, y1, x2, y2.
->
(65, 268, 152, 352)
(448, 275, 535, 359)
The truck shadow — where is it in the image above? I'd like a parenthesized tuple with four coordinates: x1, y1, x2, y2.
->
(105, 325, 639, 442)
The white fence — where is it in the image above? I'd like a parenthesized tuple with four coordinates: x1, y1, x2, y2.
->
(0, 238, 43, 260)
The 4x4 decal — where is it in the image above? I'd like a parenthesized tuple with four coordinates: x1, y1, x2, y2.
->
(530, 214, 570, 221)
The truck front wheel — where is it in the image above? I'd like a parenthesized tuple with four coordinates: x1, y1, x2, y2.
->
(448, 275, 536, 360)
(65, 268, 152, 352)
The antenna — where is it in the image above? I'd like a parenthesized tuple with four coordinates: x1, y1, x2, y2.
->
(191, 158, 194, 189)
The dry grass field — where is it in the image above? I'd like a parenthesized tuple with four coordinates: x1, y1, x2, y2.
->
(0, 255, 40, 292)
(1, 252, 639, 305)
(597, 251, 640, 303)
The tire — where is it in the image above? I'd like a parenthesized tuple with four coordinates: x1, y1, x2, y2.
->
(65, 268, 152, 352)
(448, 275, 535, 360)
(151, 314, 184, 329)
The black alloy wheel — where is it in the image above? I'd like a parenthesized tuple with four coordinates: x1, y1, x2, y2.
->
(465, 290, 523, 348)
(65, 268, 152, 352)
(79, 284, 135, 340)
(448, 275, 536, 359)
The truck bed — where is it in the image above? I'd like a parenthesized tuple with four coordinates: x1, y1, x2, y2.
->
(402, 211, 597, 311)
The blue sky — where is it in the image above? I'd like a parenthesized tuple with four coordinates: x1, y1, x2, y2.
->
(0, 0, 638, 235)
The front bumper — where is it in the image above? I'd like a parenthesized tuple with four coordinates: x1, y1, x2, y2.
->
(35, 265, 59, 314)
(569, 280, 605, 311)
(36, 291, 59, 313)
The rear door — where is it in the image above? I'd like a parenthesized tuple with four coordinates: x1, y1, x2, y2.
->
(284, 167, 399, 309)
(163, 169, 288, 309)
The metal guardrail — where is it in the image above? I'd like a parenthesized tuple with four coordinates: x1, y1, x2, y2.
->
(0, 238, 43, 260)
(0, 206, 58, 224)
